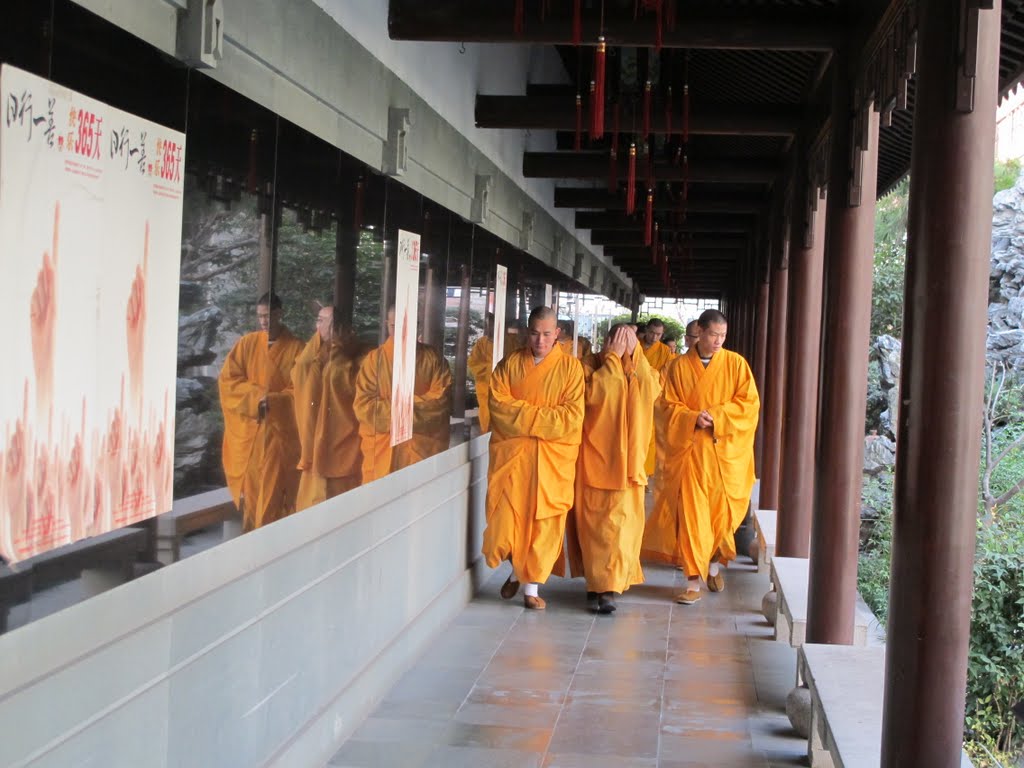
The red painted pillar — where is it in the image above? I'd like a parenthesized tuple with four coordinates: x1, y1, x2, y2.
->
(881, 3, 1000, 766)
(777, 186, 827, 557)
(759, 221, 790, 512)
(806, 59, 879, 645)
(751, 264, 770, 476)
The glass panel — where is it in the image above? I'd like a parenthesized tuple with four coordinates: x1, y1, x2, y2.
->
(178, 74, 279, 519)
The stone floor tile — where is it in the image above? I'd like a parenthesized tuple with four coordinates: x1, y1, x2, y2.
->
(453, 700, 562, 729)
(421, 745, 545, 768)
(546, 702, 662, 759)
(441, 721, 552, 751)
(544, 752, 658, 767)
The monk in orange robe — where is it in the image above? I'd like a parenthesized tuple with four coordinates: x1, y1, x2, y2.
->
(467, 314, 497, 433)
(219, 292, 305, 531)
(483, 306, 584, 610)
(641, 309, 759, 605)
(641, 318, 674, 476)
(564, 323, 661, 614)
(291, 304, 365, 510)
(353, 307, 453, 483)
(557, 319, 592, 360)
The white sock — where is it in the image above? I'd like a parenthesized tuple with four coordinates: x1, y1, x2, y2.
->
(687, 577, 701, 592)
(524, 582, 539, 597)
(709, 562, 721, 577)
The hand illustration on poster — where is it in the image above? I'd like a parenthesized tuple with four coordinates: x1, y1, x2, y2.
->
(0, 65, 184, 563)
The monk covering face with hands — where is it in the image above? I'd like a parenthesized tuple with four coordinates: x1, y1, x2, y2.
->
(562, 323, 662, 614)
(482, 306, 584, 610)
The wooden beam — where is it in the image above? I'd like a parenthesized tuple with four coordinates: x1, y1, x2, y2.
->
(476, 96, 801, 136)
(576, 211, 757, 231)
(556, 187, 768, 212)
(525, 153, 780, 183)
(389, 2, 840, 51)
(594, 231, 750, 247)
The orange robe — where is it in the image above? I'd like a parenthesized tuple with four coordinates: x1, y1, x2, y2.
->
(564, 345, 662, 593)
(643, 340, 674, 475)
(291, 334, 364, 511)
(353, 337, 453, 483)
(467, 336, 494, 433)
(482, 344, 584, 583)
(218, 328, 304, 530)
(641, 347, 759, 579)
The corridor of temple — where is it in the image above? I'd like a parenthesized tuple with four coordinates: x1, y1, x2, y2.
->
(330, 559, 807, 768)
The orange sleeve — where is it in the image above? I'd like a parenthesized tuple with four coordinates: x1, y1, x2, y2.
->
(489, 358, 585, 443)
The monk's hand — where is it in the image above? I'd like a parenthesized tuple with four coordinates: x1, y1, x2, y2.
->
(624, 326, 639, 355)
(696, 410, 714, 430)
(605, 327, 629, 358)
(30, 203, 60, 412)
(126, 221, 149, 413)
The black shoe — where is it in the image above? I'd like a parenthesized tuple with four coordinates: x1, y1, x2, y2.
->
(598, 592, 618, 614)
(586, 591, 600, 612)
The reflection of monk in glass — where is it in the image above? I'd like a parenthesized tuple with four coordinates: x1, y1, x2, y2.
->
(354, 306, 453, 483)
(558, 319, 592, 360)
(467, 313, 496, 432)
(218, 292, 304, 530)
(292, 304, 366, 510)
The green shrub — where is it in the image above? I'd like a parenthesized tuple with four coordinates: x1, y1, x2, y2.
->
(965, 515, 1024, 755)
(995, 158, 1021, 194)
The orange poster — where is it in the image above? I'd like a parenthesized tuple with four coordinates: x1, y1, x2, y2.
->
(0, 66, 184, 562)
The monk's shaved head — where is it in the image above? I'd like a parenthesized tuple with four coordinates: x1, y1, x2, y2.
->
(528, 305, 557, 326)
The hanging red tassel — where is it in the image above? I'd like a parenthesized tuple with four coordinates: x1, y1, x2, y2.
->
(514, 0, 524, 35)
(652, 221, 659, 264)
(683, 153, 689, 202)
(588, 81, 597, 141)
(353, 179, 365, 231)
(683, 83, 690, 143)
(626, 143, 637, 215)
(644, 189, 653, 246)
(572, 0, 582, 46)
(575, 92, 582, 151)
(642, 80, 652, 141)
(592, 37, 606, 139)
(247, 128, 258, 193)
(665, 86, 673, 143)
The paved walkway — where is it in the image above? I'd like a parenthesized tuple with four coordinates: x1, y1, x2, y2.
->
(329, 554, 808, 767)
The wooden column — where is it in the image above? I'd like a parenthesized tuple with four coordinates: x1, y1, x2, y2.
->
(806, 59, 879, 644)
(777, 186, 827, 557)
(752, 262, 770, 475)
(881, 3, 1000, 765)
(759, 216, 790, 511)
